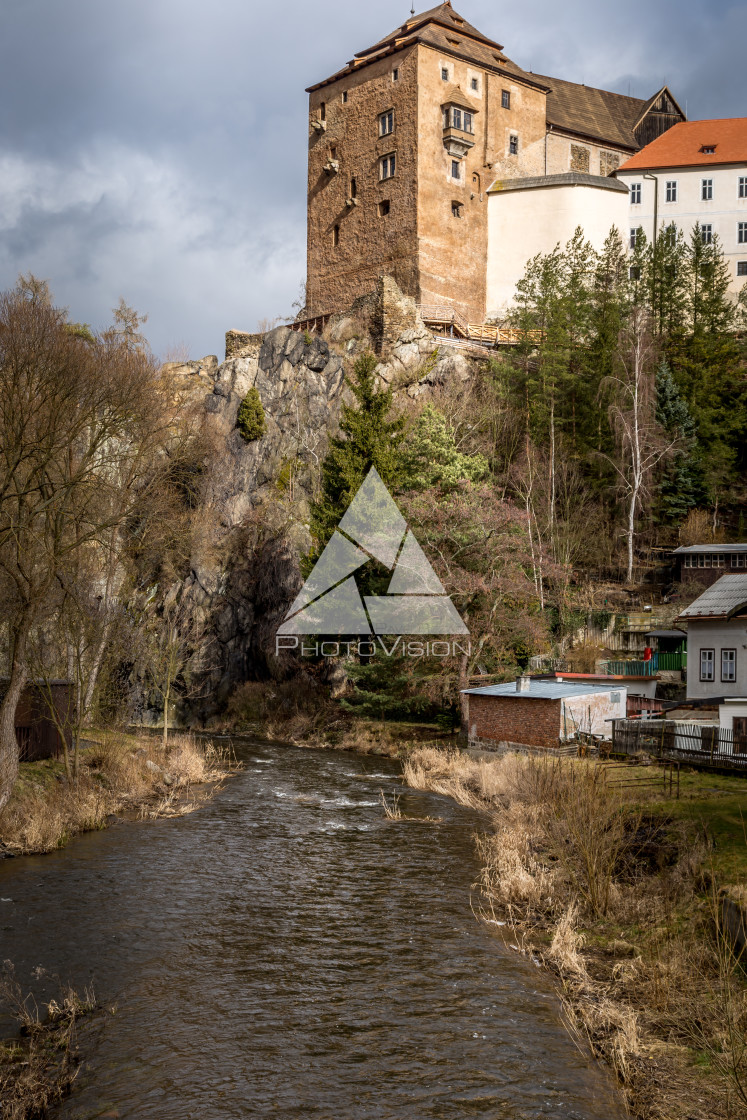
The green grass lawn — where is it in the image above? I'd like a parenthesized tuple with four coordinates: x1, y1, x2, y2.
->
(615, 763, 747, 884)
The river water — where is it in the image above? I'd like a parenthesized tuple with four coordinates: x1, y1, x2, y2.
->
(0, 741, 622, 1119)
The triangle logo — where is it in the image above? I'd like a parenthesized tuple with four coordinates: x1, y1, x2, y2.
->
(277, 467, 468, 637)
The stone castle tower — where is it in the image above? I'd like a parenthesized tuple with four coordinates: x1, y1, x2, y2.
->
(305, 2, 684, 323)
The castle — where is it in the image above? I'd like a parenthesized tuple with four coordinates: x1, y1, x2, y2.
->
(305, 2, 684, 323)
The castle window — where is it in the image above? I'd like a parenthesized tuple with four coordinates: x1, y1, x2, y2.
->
(739, 222, 747, 244)
(330, 146, 337, 160)
(738, 261, 747, 276)
(629, 266, 641, 280)
(342, 91, 348, 104)
(320, 102, 326, 122)
(472, 172, 481, 191)
(471, 77, 479, 92)
(701, 224, 713, 245)
(350, 177, 357, 198)
(501, 89, 510, 109)
(509, 134, 518, 155)
(630, 227, 639, 248)
(380, 153, 396, 180)
(452, 108, 462, 130)
(451, 160, 461, 179)
(332, 225, 340, 247)
(665, 180, 677, 202)
(379, 200, 390, 217)
(463, 112, 473, 133)
(630, 182, 641, 204)
(702, 178, 713, 201)
(740, 177, 747, 198)
(441, 67, 449, 81)
(451, 201, 463, 218)
(392, 68, 399, 82)
(379, 110, 394, 137)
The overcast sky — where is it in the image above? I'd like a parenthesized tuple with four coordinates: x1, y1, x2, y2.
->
(0, 0, 744, 358)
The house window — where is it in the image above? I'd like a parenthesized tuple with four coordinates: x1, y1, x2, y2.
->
(342, 91, 348, 104)
(739, 176, 747, 198)
(630, 182, 641, 204)
(738, 261, 747, 276)
(379, 153, 396, 180)
(332, 225, 340, 247)
(701, 145, 716, 154)
(509, 134, 518, 155)
(451, 201, 463, 218)
(702, 178, 713, 201)
(451, 160, 461, 179)
(379, 110, 394, 137)
(471, 77, 479, 92)
(722, 649, 737, 683)
(378, 200, 390, 216)
(629, 265, 641, 280)
(700, 649, 715, 682)
(665, 180, 677, 202)
(701, 223, 713, 244)
(732, 553, 747, 567)
(441, 67, 449, 81)
(501, 89, 511, 109)
(392, 68, 399, 82)
(630, 227, 639, 248)
(739, 222, 747, 244)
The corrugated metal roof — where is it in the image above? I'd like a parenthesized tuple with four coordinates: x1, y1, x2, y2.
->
(673, 544, 747, 554)
(462, 681, 626, 699)
(677, 574, 747, 619)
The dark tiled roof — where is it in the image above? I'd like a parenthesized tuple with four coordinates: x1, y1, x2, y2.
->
(677, 574, 747, 620)
(532, 72, 650, 149)
(356, 3, 505, 60)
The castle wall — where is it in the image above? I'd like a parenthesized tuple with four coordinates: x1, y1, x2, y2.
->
(544, 129, 630, 177)
(415, 46, 547, 322)
(306, 47, 420, 316)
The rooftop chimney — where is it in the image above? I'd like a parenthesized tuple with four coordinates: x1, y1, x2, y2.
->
(516, 675, 530, 693)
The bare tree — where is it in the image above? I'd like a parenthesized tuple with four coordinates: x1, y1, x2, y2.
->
(601, 308, 679, 582)
(0, 290, 162, 810)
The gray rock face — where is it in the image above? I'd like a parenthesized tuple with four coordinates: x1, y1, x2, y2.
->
(160, 287, 479, 721)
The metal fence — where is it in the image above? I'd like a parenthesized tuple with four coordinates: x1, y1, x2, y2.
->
(612, 718, 747, 770)
(602, 650, 686, 677)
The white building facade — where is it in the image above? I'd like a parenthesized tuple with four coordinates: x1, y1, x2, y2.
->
(616, 119, 747, 298)
(485, 173, 629, 316)
(676, 574, 747, 701)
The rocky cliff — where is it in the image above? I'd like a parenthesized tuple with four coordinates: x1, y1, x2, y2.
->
(160, 278, 476, 719)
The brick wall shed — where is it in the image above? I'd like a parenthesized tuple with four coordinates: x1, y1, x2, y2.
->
(463, 680, 627, 749)
(467, 693, 561, 749)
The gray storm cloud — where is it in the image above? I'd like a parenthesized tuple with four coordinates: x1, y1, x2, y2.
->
(0, 0, 744, 356)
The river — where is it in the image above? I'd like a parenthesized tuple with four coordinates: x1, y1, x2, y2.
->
(0, 740, 622, 1119)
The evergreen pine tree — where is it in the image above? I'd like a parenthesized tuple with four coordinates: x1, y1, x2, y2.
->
(654, 362, 706, 523)
(310, 351, 405, 549)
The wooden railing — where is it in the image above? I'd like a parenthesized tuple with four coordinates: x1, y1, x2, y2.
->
(420, 306, 544, 349)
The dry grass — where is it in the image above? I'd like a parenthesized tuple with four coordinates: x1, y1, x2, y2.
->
(0, 731, 238, 855)
(0, 963, 101, 1120)
(403, 744, 747, 1120)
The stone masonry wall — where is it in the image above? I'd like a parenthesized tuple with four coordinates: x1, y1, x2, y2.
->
(306, 45, 420, 316)
(467, 694, 561, 749)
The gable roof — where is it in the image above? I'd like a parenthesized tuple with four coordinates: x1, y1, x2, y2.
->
(676, 574, 747, 621)
(440, 82, 480, 111)
(306, 3, 548, 94)
(619, 118, 747, 170)
(531, 73, 656, 150)
(357, 2, 504, 60)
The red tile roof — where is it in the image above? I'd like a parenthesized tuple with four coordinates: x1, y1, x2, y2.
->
(619, 118, 747, 170)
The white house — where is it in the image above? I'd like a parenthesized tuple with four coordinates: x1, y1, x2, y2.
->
(676, 573, 747, 700)
(616, 118, 747, 297)
(485, 172, 629, 315)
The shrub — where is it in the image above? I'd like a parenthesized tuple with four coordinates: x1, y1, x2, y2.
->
(237, 387, 266, 442)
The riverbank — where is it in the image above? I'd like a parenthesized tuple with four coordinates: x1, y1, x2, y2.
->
(403, 746, 747, 1120)
(0, 731, 238, 856)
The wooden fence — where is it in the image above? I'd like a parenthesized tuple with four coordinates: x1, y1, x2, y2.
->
(612, 718, 747, 771)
